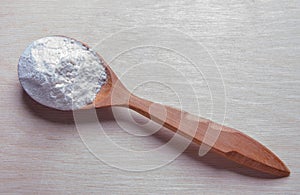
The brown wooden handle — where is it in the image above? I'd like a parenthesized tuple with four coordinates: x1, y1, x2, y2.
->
(125, 94, 290, 177)
(128, 94, 215, 146)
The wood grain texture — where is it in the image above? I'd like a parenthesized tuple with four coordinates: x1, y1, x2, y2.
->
(0, 0, 299, 194)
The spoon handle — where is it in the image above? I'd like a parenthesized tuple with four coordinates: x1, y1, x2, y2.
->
(126, 94, 289, 177)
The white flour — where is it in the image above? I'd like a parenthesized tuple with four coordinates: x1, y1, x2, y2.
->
(18, 36, 107, 110)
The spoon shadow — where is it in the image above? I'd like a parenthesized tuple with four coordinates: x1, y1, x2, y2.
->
(22, 89, 279, 179)
(22, 89, 75, 124)
(96, 107, 281, 179)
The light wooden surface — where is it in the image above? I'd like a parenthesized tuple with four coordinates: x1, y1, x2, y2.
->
(0, 0, 299, 194)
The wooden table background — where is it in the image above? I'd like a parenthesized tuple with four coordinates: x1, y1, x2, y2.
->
(0, 0, 299, 194)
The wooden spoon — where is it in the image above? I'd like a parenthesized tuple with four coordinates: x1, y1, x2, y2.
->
(19, 36, 290, 177)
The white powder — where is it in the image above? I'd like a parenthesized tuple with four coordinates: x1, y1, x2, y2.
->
(18, 36, 107, 110)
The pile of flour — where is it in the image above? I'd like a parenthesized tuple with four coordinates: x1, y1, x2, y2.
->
(18, 36, 107, 110)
